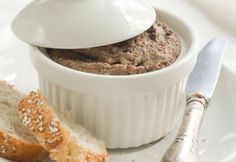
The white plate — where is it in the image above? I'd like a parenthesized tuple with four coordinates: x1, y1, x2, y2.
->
(1, 41, 236, 162)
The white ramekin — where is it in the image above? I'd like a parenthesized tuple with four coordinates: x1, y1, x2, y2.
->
(29, 8, 197, 148)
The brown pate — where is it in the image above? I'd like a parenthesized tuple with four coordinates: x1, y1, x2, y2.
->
(47, 20, 181, 75)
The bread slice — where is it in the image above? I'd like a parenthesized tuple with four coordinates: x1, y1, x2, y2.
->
(18, 91, 108, 162)
(0, 81, 47, 161)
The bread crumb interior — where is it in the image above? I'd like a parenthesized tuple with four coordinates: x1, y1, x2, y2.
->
(0, 81, 37, 142)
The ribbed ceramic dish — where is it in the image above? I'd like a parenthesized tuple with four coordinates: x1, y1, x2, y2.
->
(29, 8, 197, 148)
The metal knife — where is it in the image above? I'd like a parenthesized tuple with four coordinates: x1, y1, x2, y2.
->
(161, 38, 229, 162)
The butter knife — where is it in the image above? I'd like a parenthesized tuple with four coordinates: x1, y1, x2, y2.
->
(161, 38, 229, 162)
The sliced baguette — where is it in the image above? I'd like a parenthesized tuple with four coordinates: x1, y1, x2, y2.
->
(0, 81, 47, 161)
(18, 91, 108, 162)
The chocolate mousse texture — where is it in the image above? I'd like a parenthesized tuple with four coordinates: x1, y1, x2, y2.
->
(47, 20, 181, 75)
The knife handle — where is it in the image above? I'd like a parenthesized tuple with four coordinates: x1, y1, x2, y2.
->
(161, 94, 208, 162)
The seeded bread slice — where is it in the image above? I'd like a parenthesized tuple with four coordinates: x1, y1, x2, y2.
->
(0, 81, 47, 161)
(18, 91, 108, 162)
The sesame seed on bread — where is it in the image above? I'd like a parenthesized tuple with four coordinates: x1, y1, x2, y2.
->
(0, 81, 47, 161)
(18, 91, 108, 162)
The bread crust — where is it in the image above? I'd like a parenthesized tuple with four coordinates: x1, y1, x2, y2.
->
(18, 91, 108, 162)
(0, 131, 46, 161)
(0, 81, 47, 161)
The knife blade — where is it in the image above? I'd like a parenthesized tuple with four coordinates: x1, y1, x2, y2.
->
(161, 38, 229, 162)
(186, 38, 229, 101)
